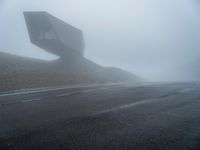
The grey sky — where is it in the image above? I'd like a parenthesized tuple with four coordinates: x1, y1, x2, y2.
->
(0, 0, 200, 81)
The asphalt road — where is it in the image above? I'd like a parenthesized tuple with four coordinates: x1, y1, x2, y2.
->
(0, 82, 200, 150)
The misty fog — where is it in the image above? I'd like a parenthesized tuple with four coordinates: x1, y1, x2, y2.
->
(0, 0, 200, 81)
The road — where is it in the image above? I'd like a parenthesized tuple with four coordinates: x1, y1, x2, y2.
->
(0, 82, 200, 150)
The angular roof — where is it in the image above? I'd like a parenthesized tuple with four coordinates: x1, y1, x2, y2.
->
(24, 11, 84, 58)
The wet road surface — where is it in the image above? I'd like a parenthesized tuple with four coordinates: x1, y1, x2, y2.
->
(0, 82, 200, 150)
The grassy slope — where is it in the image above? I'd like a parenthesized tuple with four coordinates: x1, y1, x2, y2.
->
(0, 52, 140, 92)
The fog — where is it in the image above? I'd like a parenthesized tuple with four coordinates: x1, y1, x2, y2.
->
(0, 0, 200, 81)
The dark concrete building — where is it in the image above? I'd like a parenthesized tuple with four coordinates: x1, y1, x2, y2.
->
(24, 11, 85, 59)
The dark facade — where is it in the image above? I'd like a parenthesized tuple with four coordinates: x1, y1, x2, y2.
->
(24, 11, 84, 58)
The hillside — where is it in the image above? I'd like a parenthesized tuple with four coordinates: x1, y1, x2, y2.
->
(0, 52, 140, 92)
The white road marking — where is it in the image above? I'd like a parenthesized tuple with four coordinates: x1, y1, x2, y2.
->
(56, 93, 73, 97)
(179, 88, 193, 93)
(57, 90, 95, 97)
(21, 98, 42, 103)
(0, 83, 126, 97)
(92, 99, 161, 116)
(0, 98, 43, 107)
(99, 87, 111, 90)
(0, 101, 21, 106)
(81, 89, 95, 93)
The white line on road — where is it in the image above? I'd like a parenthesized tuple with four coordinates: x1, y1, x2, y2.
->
(57, 90, 95, 97)
(0, 101, 21, 107)
(81, 89, 95, 93)
(99, 87, 111, 90)
(21, 98, 43, 103)
(0, 83, 127, 97)
(56, 93, 73, 97)
(179, 88, 194, 93)
(92, 99, 161, 116)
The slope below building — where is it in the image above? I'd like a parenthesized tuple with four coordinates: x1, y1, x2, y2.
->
(0, 52, 140, 92)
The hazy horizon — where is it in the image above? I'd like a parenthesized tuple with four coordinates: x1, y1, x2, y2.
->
(0, 0, 200, 81)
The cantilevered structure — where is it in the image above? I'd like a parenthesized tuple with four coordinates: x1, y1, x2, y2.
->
(24, 11, 84, 58)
